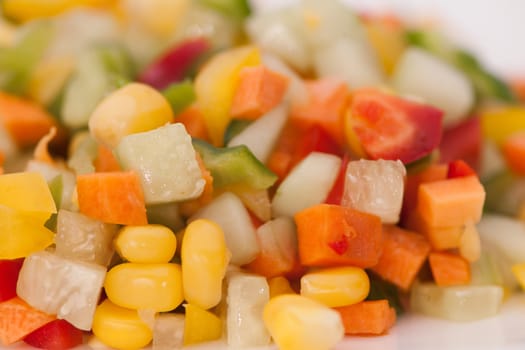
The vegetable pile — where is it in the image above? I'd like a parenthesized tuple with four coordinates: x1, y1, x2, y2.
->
(0, 0, 524, 349)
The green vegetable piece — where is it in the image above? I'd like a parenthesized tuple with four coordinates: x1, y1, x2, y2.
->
(163, 80, 196, 115)
(192, 138, 277, 190)
(483, 170, 525, 216)
(197, 0, 251, 21)
(404, 151, 439, 175)
(405, 29, 516, 103)
(223, 119, 251, 145)
(0, 20, 54, 95)
(45, 174, 63, 231)
(366, 273, 405, 316)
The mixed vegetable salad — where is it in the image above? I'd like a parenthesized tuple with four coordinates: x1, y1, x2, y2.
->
(0, 0, 524, 349)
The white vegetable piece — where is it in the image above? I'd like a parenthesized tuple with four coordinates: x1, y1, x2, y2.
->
(477, 214, 525, 263)
(479, 140, 506, 182)
(190, 192, 259, 265)
(17, 251, 106, 330)
(410, 282, 504, 321)
(153, 314, 185, 350)
(55, 209, 118, 266)
(391, 48, 474, 126)
(116, 123, 205, 204)
(227, 273, 271, 348)
(272, 152, 341, 218)
(341, 159, 406, 224)
(228, 103, 288, 163)
(236, 188, 272, 223)
(314, 38, 384, 89)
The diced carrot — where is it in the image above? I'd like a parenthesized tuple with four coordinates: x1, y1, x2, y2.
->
(447, 159, 476, 178)
(404, 209, 463, 251)
(502, 132, 525, 176)
(334, 299, 396, 335)
(246, 246, 298, 279)
(428, 251, 471, 286)
(230, 65, 289, 119)
(370, 225, 431, 291)
(76, 171, 148, 226)
(290, 78, 349, 146)
(0, 297, 55, 346)
(175, 105, 210, 141)
(0, 92, 57, 148)
(179, 153, 214, 217)
(417, 175, 485, 228)
(401, 163, 448, 223)
(294, 204, 383, 268)
(93, 144, 121, 172)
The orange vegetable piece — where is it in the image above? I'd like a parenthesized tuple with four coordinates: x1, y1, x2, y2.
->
(290, 78, 349, 146)
(94, 144, 121, 172)
(404, 209, 463, 251)
(179, 153, 214, 217)
(294, 204, 383, 268)
(417, 175, 485, 228)
(334, 299, 396, 335)
(0, 297, 55, 346)
(502, 132, 525, 176)
(0, 92, 57, 148)
(230, 65, 289, 120)
(76, 171, 147, 225)
(175, 105, 210, 142)
(370, 225, 431, 291)
(428, 251, 471, 286)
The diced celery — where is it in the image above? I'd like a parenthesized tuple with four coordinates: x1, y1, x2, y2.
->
(223, 119, 251, 145)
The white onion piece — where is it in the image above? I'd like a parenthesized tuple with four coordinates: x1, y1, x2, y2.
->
(227, 273, 270, 347)
(477, 214, 525, 263)
(272, 152, 341, 218)
(410, 282, 504, 322)
(153, 314, 185, 350)
(391, 48, 474, 126)
(228, 103, 288, 163)
(190, 192, 259, 265)
(314, 39, 384, 89)
(479, 140, 506, 181)
(17, 251, 106, 330)
(262, 53, 308, 104)
(342, 159, 406, 224)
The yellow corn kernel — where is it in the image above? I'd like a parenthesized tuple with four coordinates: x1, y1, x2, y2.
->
(89, 82, 174, 149)
(300, 266, 369, 308)
(263, 294, 344, 350)
(92, 299, 152, 350)
(2, 0, 112, 22)
(181, 219, 231, 310)
(115, 224, 177, 263)
(123, 0, 188, 37)
(183, 304, 222, 346)
(105, 262, 183, 312)
(268, 276, 296, 299)
(512, 263, 525, 290)
(481, 106, 525, 145)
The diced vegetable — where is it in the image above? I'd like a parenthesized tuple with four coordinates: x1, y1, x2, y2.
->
(115, 123, 205, 204)
(334, 299, 396, 335)
(152, 313, 184, 350)
(114, 225, 177, 264)
(23, 319, 84, 350)
(162, 80, 196, 115)
(0, 258, 24, 302)
(428, 252, 471, 286)
(481, 106, 525, 146)
(295, 204, 383, 268)
(226, 273, 270, 347)
(502, 132, 525, 176)
(342, 159, 406, 224)
(183, 304, 222, 346)
(17, 251, 106, 330)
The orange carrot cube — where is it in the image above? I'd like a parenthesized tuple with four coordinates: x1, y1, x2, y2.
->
(334, 299, 396, 335)
(429, 252, 471, 286)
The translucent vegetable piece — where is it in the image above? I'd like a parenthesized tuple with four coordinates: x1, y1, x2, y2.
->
(341, 159, 406, 224)
(17, 251, 106, 330)
(410, 282, 503, 322)
(55, 209, 118, 266)
(152, 313, 184, 350)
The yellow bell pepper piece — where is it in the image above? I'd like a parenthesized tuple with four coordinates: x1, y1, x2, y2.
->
(512, 263, 525, 290)
(0, 172, 57, 224)
(365, 17, 406, 75)
(481, 106, 525, 145)
(0, 205, 54, 259)
(195, 45, 260, 146)
(92, 299, 153, 350)
(183, 304, 222, 346)
(2, 0, 113, 22)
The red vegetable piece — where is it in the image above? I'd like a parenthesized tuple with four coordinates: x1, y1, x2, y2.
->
(24, 319, 83, 350)
(0, 259, 24, 302)
(346, 89, 443, 164)
(447, 159, 476, 178)
(138, 37, 211, 90)
(439, 116, 482, 171)
(324, 153, 350, 205)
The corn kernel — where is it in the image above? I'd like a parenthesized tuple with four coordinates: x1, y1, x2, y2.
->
(89, 83, 174, 149)
(183, 304, 222, 346)
(181, 219, 231, 310)
(105, 263, 183, 312)
(92, 299, 152, 350)
(263, 294, 344, 350)
(115, 224, 177, 263)
(3, 0, 111, 22)
(268, 276, 296, 298)
(300, 266, 370, 307)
